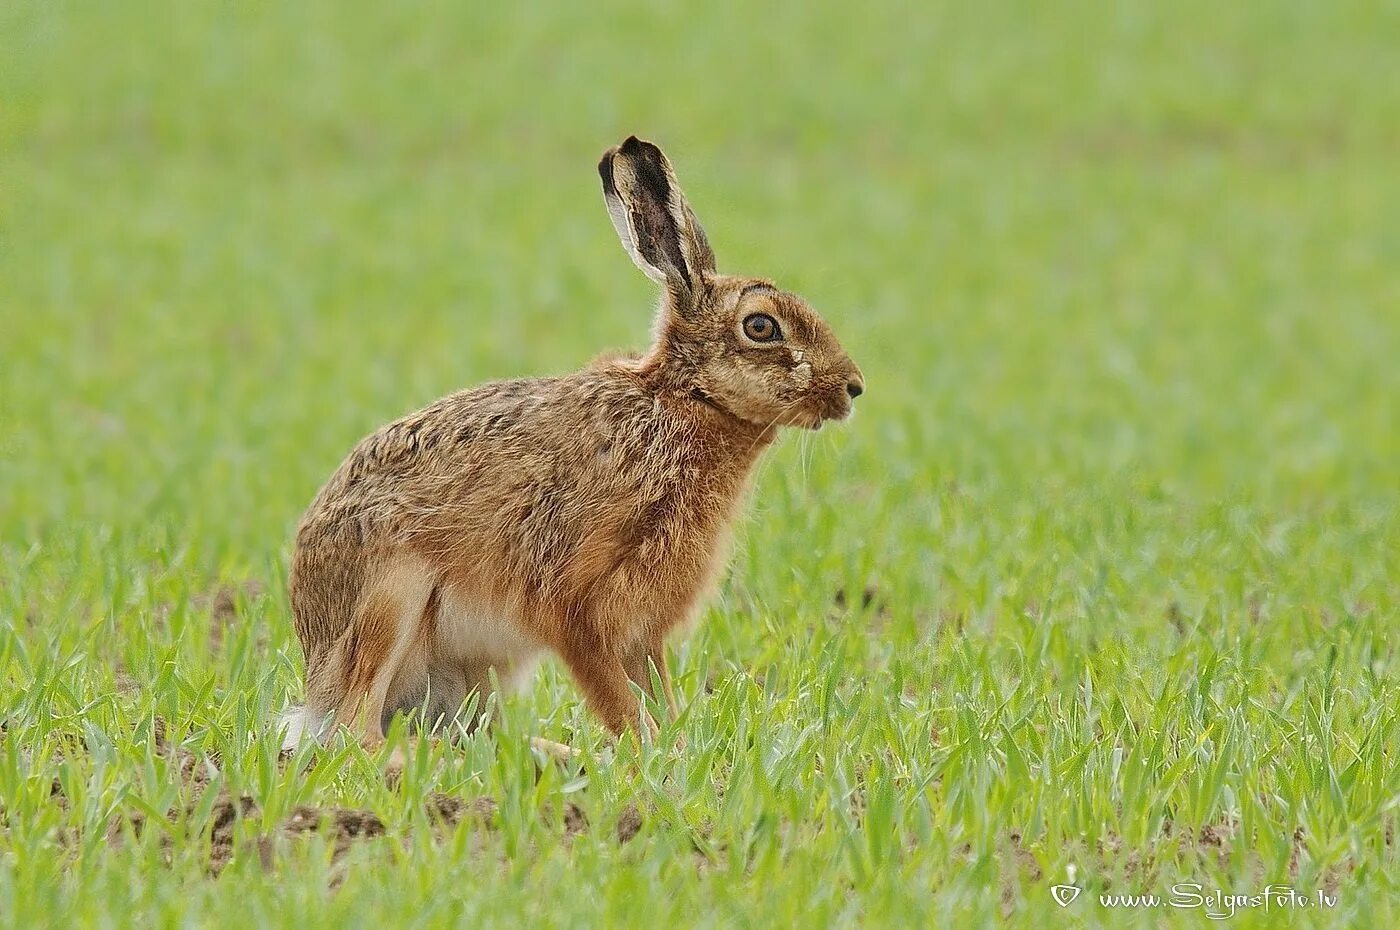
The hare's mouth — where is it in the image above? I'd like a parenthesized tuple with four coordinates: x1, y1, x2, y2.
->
(813, 392, 854, 427)
(799, 405, 850, 431)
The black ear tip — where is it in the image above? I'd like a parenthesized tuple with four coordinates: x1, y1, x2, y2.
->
(619, 135, 665, 161)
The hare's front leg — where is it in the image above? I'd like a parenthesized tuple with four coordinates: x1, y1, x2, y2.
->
(558, 627, 672, 738)
(621, 636, 676, 720)
(558, 646, 643, 736)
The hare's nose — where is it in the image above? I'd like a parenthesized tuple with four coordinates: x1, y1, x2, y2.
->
(846, 378, 864, 399)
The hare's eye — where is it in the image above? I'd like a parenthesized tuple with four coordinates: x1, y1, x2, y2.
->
(742, 313, 782, 343)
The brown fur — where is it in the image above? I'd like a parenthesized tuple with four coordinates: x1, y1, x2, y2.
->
(283, 137, 863, 747)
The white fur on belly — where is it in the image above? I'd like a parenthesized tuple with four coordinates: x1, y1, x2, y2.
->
(433, 588, 545, 667)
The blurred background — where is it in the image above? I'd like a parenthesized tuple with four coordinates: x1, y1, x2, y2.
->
(3, 3, 1399, 923)
(2, 0, 1397, 633)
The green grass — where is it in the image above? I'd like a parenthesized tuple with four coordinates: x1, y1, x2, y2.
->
(3, 1, 1399, 926)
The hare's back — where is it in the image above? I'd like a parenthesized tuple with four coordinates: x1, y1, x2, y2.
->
(300, 376, 566, 526)
(300, 369, 668, 538)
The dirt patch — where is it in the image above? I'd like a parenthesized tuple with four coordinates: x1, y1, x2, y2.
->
(145, 579, 268, 655)
(1167, 601, 1186, 636)
(112, 784, 567, 875)
(203, 795, 263, 873)
(833, 585, 890, 618)
(118, 793, 391, 875)
(615, 805, 643, 843)
(194, 579, 267, 651)
(425, 792, 500, 827)
(37, 718, 632, 877)
(563, 803, 589, 837)
(1001, 831, 1044, 916)
(147, 717, 222, 792)
(833, 586, 893, 635)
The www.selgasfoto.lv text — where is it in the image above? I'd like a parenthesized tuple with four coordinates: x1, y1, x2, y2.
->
(1097, 884, 1338, 919)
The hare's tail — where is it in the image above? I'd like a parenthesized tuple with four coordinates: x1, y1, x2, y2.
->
(276, 704, 333, 751)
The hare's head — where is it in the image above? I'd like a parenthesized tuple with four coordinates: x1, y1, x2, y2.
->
(600, 137, 864, 431)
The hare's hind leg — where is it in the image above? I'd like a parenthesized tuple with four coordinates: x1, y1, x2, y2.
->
(422, 654, 578, 758)
(421, 655, 539, 735)
(331, 557, 438, 745)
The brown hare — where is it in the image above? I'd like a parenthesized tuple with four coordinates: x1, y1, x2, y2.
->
(281, 136, 863, 749)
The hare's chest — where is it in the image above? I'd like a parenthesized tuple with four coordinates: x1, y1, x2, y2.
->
(572, 406, 763, 620)
(605, 481, 746, 621)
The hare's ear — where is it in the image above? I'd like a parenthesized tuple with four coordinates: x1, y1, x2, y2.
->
(599, 136, 715, 312)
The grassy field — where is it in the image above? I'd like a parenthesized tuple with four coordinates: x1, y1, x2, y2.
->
(3, 1, 1399, 926)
